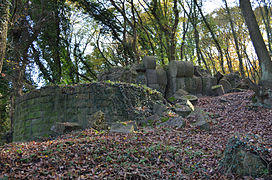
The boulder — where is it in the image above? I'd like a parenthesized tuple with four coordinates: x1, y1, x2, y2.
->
(215, 71, 224, 83)
(146, 69, 158, 84)
(143, 56, 156, 69)
(167, 94, 196, 109)
(201, 76, 217, 96)
(174, 89, 189, 97)
(224, 72, 241, 88)
(110, 121, 138, 133)
(212, 85, 225, 96)
(176, 77, 200, 95)
(191, 76, 202, 95)
(187, 108, 212, 131)
(169, 60, 194, 78)
(51, 122, 82, 134)
(174, 104, 192, 117)
(156, 68, 167, 85)
(152, 103, 168, 116)
(180, 95, 198, 105)
(165, 70, 177, 98)
(158, 116, 185, 129)
(220, 133, 271, 177)
(219, 78, 232, 93)
(89, 111, 109, 131)
(139, 114, 161, 126)
(176, 78, 186, 91)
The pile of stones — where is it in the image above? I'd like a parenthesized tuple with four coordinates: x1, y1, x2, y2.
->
(99, 56, 246, 99)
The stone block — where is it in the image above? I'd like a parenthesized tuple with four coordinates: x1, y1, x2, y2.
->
(212, 85, 225, 96)
(177, 76, 202, 95)
(110, 121, 138, 133)
(156, 68, 167, 85)
(169, 60, 194, 78)
(143, 56, 156, 69)
(219, 78, 232, 93)
(165, 69, 177, 98)
(174, 104, 192, 117)
(146, 69, 158, 84)
(158, 117, 185, 129)
(187, 108, 212, 131)
(202, 76, 217, 96)
(184, 77, 194, 93)
(192, 76, 202, 95)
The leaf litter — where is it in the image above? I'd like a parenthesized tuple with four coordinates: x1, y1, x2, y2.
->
(0, 90, 271, 179)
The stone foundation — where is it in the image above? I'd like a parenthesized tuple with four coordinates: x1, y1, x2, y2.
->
(13, 82, 166, 142)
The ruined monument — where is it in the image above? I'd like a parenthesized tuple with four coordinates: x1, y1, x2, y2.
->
(13, 56, 243, 142)
(13, 82, 167, 141)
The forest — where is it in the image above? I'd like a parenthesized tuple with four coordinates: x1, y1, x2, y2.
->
(0, 0, 272, 179)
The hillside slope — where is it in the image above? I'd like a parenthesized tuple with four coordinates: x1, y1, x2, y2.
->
(0, 91, 271, 179)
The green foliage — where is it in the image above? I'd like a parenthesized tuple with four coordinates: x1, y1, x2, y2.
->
(167, 96, 176, 102)
(0, 74, 10, 134)
(160, 117, 170, 123)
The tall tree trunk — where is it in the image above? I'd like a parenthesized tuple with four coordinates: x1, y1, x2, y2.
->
(223, 0, 245, 77)
(259, 3, 272, 54)
(180, 10, 189, 61)
(54, 4, 62, 83)
(240, 0, 272, 81)
(151, 0, 179, 61)
(0, 0, 9, 73)
(194, 0, 225, 74)
(225, 45, 234, 73)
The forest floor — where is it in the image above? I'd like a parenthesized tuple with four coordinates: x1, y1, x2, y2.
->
(0, 90, 272, 179)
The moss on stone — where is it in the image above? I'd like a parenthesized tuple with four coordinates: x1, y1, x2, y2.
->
(212, 85, 223, 90)
(160, 117, 170, 123)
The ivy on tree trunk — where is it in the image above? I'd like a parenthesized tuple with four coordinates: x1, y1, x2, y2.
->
(0, 0, 9, 73)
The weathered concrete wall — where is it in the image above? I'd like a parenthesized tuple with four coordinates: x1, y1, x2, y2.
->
(13, 82, 165, 142)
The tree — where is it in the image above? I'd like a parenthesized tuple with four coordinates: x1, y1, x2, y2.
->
(151, 0, 179, 62)
(239, 0, 272, 81)
(240, 0, 272, 108)
(0, 0, 10, 74)
(223, 0, 245, 77)
(194, 0, 225, 74)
